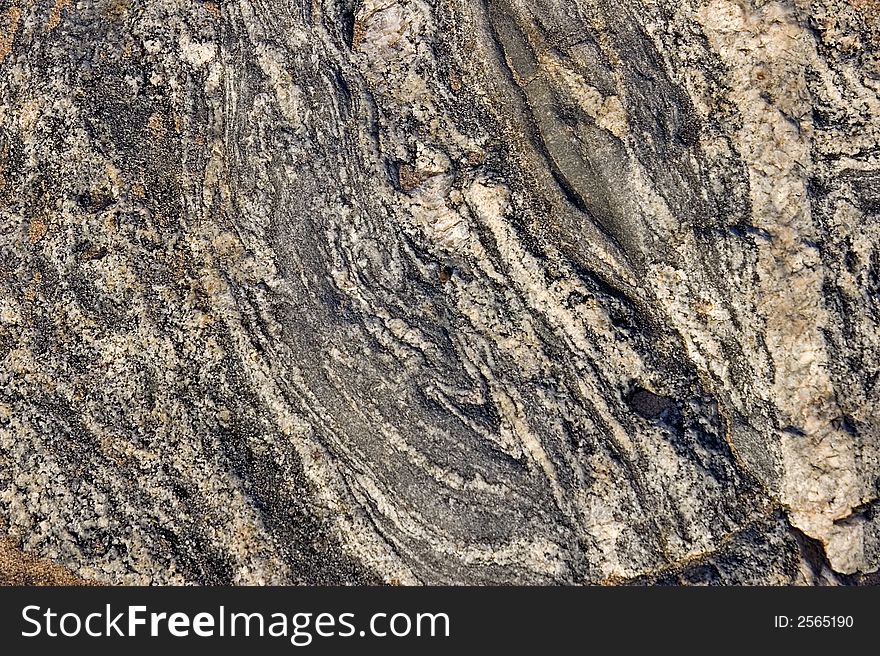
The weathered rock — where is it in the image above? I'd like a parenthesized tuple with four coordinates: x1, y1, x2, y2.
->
(0, 0, 877, 584)
(0, 537, 87, 585)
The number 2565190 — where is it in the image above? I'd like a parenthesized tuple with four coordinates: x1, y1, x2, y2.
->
(774, 616, 853, 628)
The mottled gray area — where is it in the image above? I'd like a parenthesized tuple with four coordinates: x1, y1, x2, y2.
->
(0, 0, 878, 584)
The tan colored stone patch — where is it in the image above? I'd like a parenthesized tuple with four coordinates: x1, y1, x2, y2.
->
(204, 1, 220, 20)
(398, 163, 432, 191)
(28, 216, 47, 244)
(47, 0, 71, 31)
(0, 6, 22, 64)
(148, 112, 167, 137)
(0, 539, 87, 586)
(850, 0, 879, 22)
(106, 0, 130, 20)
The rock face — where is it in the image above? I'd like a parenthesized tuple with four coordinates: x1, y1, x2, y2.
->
(0, 538, 85, 585)
(0, 0, 878, 585)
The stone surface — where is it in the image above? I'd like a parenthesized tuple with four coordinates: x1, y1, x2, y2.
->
(0, 536, 86, 585)
(0, 0, 878, 585)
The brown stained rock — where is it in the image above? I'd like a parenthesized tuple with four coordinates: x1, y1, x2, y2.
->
(47, 0, 72, 32)
(0, 6, 21, 64)
(850, 0, 880, 22)
(0, 540, 87, 586)
(397, 163, 432, 192)
(106, 0, 132, 21)
(27, 216, 47, 244)
(203, 3, 221, 21)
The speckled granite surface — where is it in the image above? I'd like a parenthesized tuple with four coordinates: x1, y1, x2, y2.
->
(0, 0, 878, 585)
